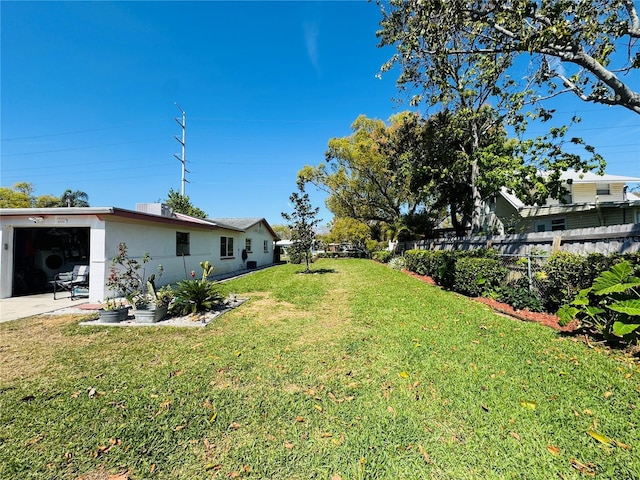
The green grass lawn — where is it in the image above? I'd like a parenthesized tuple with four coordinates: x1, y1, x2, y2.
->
(1, 259, 638, 479)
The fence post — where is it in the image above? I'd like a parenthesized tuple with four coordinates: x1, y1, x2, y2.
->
(527, 254, 533, 292)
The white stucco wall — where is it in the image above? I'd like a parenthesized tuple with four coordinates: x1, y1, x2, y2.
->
(241, 222, 276, 267)
(102, 219, 242, 295)
(1, 211, 278, 300)
(0, 213, 105, 299)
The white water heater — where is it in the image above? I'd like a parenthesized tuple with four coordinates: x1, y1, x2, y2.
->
(34, 250, 65, 279)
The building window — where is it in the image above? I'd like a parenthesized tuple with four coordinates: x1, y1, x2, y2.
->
(245, 238, 252, 253)
(220, 236, 234, 258)
(264, 240, 269, 253)
(551, 218, 566, 231)
(596, 184, 611, 196)
(176, 232, 190, 256)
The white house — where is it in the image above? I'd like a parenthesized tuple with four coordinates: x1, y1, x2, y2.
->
(0, 204, 280, 300)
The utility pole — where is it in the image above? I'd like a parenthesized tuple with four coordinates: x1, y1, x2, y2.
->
(174, 103, 189, 196)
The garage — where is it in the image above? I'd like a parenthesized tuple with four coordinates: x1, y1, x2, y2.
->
(12, 227, 90, 296)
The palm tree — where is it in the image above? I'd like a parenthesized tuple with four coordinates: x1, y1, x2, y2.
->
(59, 189, 89, 207)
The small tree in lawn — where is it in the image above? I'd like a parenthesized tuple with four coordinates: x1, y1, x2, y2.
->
(282, 182, 321, 273)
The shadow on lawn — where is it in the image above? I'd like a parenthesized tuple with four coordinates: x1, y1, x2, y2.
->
(296, 268, 337, 275)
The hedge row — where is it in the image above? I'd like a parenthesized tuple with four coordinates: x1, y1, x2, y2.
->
(403, 249, 640, 314)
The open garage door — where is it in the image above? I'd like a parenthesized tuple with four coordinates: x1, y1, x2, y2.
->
(12, 227, 90, 296)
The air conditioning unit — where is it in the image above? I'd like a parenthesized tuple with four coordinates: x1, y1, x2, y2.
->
(135, 203, 173, 217)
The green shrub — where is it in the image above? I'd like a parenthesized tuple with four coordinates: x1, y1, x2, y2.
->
(388, 256, 405, 271)
(622, 252, 640, 271)
(537, 252, 590, 312)
(404, 250, 431, 275)
(372, 250, 393, 263)
(557, 260, 640, 344)
(453, 256, 507, 297)
(496, 277, 544, 312)
(430, 250, 458, 289)
(287, 248, 304, 264)
(171, 279, 223, 315)
(405, 248, 497, 289)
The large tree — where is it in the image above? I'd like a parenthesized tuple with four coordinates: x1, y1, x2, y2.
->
(398, 107, 601, 236)
(398, 108, 517, 236)
(326, 217, 372, 250)
(35, 195, 61, 208)
(0, 185, 31, 208)
(271, 224, 292, 241)
(163, 188, 207, 219)
(377, 0, 640, 114)
(298, 113, 437, 238)
(377, 0, 605, 233)
(0, 182, 85, 208)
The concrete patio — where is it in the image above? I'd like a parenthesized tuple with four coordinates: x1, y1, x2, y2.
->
(0, 293, 97, 323)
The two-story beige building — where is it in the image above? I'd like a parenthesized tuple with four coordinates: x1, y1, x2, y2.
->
(483, 171, 640, 234)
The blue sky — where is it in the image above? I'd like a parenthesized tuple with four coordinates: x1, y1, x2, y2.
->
(2, 1, 639, 228)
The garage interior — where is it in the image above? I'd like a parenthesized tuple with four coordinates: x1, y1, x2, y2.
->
(12, 227, 90, 296)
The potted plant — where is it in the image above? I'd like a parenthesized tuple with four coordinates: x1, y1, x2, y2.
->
(105, 242, 165, 322)
(134, 275, 174, 323)
(98, 298, 128, 323)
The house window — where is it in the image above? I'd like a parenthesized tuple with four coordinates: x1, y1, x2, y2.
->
(245, 238, 252, 253)
(596, 184, 611, 196)
(551, 218, 566, 231)
(264, 240, 269, 253)
(220, 236, 234, 258)
(176, 232, 190, 256)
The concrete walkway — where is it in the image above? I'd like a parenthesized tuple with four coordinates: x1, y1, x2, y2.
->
(0, 293, 94, 323)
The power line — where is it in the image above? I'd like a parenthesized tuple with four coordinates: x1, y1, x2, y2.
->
(0, 137, 161, 157)
(0, 122, 157, 142)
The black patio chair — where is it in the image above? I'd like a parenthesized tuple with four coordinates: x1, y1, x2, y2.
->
(53, 265, 89, 300)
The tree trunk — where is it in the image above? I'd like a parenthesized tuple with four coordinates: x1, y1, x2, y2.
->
(450, 203, 466, 237)
(470, 123, 483, 234)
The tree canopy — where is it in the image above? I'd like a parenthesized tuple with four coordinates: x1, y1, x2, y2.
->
(298, 113, 438, 239)
(325, 217, 371, 250)
(163, 188, 207, 219)
(0, 186, 31, 208)
(377, 0, 640, 114)
(271, 224, 292, 241)
(60, 189, 89, 207)
(0, 183, 90, 208)
(398, 108, 518, 236)
(375, 1, 607, 233)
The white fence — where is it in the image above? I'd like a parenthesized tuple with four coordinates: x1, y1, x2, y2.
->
(402, 224, 640, 256)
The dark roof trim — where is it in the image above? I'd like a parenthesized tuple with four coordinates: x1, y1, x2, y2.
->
(0, 206, 223, 231)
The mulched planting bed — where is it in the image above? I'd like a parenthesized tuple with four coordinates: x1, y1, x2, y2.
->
(403, 269, 579, 332)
